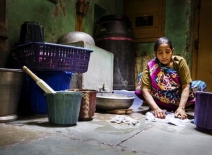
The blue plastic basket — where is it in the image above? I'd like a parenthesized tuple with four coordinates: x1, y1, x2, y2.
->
(13, 42, 93, 73)
(29, 71, 72, 115)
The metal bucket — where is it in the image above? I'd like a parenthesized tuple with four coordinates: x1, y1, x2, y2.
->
(0, 68, 24, 122)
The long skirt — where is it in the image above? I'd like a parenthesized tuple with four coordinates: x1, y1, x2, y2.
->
(135, 73, 207, 110)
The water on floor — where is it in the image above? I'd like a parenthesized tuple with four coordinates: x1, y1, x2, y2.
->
(0, 91, 212, 155)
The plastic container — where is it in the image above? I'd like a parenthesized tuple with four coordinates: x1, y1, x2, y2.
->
(0, 68, 24, 122)
(67, 89, 97, 121)
(12, 42, 93, 73)
(19, 22, 44, 43)
(45, 91, 82, 126)
(195, 91, 212, 131)
(29, 71, 72, 115)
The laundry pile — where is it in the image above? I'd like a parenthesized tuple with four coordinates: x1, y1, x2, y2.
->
(145, 110, 191, 126)
(110, 115, 140, 125)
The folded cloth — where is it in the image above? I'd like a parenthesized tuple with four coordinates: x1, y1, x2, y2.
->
(145, 110, 190, 126)
(110, 115, 140, 125)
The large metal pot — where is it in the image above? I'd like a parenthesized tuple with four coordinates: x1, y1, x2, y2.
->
(96, 93, 134, 111)
(57, 31, 95, 45)
(0, 68, 24, 122)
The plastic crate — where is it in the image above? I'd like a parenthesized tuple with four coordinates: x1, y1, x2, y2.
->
(13, 42, 93, 73)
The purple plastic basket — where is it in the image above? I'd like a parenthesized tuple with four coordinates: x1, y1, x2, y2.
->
(13, 42, 93, 73)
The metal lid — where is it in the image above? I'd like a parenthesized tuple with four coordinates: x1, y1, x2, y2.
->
(0, 68, 23, 72)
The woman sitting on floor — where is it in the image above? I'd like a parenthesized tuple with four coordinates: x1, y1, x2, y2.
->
(135, 37, 206, 120)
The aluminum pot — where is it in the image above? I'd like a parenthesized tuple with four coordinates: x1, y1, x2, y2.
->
(0, 68, 24, 122)
(57, 31, 95, 45)
(96, 93, 134, 111)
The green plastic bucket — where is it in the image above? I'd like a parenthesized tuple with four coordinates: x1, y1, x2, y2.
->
(45, 91, 82, 126)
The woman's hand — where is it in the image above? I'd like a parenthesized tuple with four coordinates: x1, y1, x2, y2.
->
(176, 84, 189, 120)
(141, 88, 166, 119)
(154, 108, 166, 119)
(175, 107, 187, 119)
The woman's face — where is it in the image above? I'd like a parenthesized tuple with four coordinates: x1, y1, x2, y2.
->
(155, 43, 173, 65)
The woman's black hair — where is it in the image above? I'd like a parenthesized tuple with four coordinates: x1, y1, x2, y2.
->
(154, 37, 174, 51)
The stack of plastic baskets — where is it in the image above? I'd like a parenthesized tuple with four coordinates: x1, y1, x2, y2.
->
(13, 42, 93, 115)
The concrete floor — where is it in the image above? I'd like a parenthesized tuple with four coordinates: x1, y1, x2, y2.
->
(0, 101, 212, 155)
